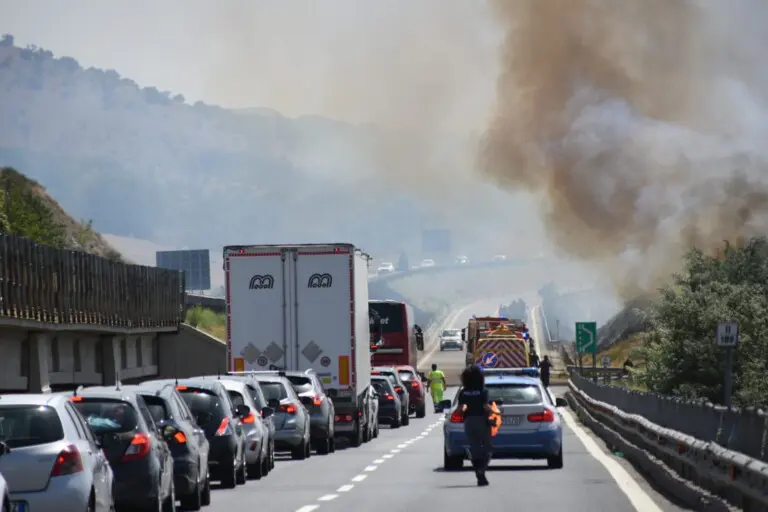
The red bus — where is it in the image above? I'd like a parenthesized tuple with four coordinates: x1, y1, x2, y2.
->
(369, 300, 421, 368)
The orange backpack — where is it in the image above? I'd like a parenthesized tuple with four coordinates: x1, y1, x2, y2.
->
(488, 401, 502, 437)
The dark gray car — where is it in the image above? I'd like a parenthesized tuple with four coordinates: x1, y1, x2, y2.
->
(283, 370, 336, 454)
(251, 374, 312, 460)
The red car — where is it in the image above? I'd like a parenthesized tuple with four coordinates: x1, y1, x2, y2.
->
(396, 365, 426, 418)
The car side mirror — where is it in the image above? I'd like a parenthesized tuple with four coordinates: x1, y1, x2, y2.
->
(326, 389, 338, 399)
(436, 399, 452, 412)
(261, 407, 274, 418)
(555, 397, 568, 408)
(372, 392, 380, 399)
(195, 411, 213, 426)
(267, 398, 280, 409)
(235, 404, 251, 418)
(160, 423, 178, 441)
(461, 329, 466, 341)
(299, 396, 314, 407)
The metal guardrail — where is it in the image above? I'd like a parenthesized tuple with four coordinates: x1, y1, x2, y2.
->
(568, 374, 768, 510)
(0, 233, 185, 329)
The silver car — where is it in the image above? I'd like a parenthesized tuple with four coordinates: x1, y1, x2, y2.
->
(252, 374, 312, 460)
(0, 394, 115, 512)
(439, 329, 464, 351)
(0, 471, 9, 512)
(196, 377, 271, 479)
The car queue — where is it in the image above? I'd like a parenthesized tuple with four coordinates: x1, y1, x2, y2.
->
(0, 365, 430, 512)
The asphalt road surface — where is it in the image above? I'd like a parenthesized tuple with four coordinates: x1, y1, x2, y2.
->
(203, 302, 687, 512)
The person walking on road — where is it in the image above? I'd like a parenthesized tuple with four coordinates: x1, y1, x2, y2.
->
(457, 365, 491, 486)
(529, 350, 540, 367)
(539, 355, 552, 388)
(427, 363, 446, 410)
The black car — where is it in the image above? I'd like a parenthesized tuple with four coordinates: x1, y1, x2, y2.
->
(283, 370, 336, 454)
(71, 385, 175, 511)
(371, 367, 410, 426)
(371, 376, 403, 428)
(137, 381, 211, 510)
(167, 378, 249, 489)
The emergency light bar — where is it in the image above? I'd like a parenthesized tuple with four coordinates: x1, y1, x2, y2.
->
(482, 367, 540, 378)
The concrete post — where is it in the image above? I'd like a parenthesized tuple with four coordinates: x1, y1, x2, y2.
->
(100, 335, 121, 386)
(27, 332, 52, 393)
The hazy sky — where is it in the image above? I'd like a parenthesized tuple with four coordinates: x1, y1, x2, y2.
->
(0, 0, 502, 131)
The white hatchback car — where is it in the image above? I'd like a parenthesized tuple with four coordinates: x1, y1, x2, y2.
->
(0, 393, 115, 512)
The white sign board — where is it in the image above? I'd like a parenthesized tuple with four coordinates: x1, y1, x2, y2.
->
(716, 322, 739, 347)
(601, 356, 611, 368)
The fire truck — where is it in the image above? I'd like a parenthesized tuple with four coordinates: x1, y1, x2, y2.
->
(463, 317, 534, 367)
(472, 325, 530, 369)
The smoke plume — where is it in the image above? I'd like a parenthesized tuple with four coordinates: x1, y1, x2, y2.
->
(480, 0, 768, 296)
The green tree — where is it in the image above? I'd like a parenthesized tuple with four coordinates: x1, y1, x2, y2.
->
(0, 167, 65, 247)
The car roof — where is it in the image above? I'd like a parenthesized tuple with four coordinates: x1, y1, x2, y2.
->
(251, 374, 288, 384)
(136, 380, 177, 394)
(75, 385, 143, 402)
(0, 393, 64, 406)
(149, 378, 224, 392)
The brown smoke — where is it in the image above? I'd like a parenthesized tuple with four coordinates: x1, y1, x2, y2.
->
(480, 0, 768, 297)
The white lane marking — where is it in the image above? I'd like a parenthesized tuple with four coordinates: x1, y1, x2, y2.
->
(390, 448, 400, 453)
(421, 431, 429, 435)
(397, 443, 407, 448)
(337, 484, 354, 492)
(351, 474, 367, 482)
(382, 454, 394, 459)
(373, 458, 385, 463)
(318, 494, 338, 502)
(364, 465, 378, 471)
(296, 506, 318, 512)
(560, 409, 663, 512)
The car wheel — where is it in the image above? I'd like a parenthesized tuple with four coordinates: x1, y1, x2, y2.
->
(547, 449, 563, 469)
(402, 412, 410, 426)
(270, 442, 276, 468)
(444, 448, 463, 470)
(315, 436, 331, 455)
(201, 473, 211, 506)
(236, 457, 248, 485)
(261, 453, 270, 475)
(348, 420, 363, 447)
(329, 436, 336, 453)
(86, 491, 95, 512)
(162, 481, 176, 512)
(416, 404, 426, 418)
(362, 423, 371, 443)
(391, 415, 401, 429)
(247, 456, 263, 480)
(220, 461, 237, 489)
(179, 469, 203, 511)
(291, 439, 309, 459)
(373, 420, 379, 438)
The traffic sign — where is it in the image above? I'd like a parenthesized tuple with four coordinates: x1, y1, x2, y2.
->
(601, 356, 611, 368)
(575, 322, 597, 354)
(482, 352, 499, 368)
(717, 322, 739, 346)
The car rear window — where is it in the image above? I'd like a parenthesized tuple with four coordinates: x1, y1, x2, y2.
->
(371, 380, 391, 394)
(259, 382, 288, 402)
(73, 399, 140, 434)
(140, 395, 170, 423)
(286, 376, 314, 393)
(487, 384, 543, 405)
(177, 389, 227, 422)
(397, 370, 415, 381)
(245, 386, 266, 409)
(227, 390, 246, 407)
(0, 405, 64, 448)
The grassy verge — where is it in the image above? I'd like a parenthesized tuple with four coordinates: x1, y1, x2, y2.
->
(580, 335, 644, 367)
(185, 306, 226, 341)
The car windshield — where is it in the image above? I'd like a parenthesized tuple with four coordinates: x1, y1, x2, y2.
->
(441, 330, 460, 337)
(0, 405, 64, 448)
(73, 399, 140, 433)
(259, 382, 288, 402)
(177, 389, 226, 424)
(286, 376, 314, 394)
(397, 370, 415, 381)
(486, 384, 543, 405)
(140, 395, 170, 423)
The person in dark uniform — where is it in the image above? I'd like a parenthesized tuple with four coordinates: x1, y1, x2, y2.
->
(539, 355, 552, 388)
(457, 365, 491, 486)
(529, 350, 540, 367)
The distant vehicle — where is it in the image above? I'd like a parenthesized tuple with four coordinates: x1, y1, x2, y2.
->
(283, 370, 337, 454)
(250, 373, 312, 459)
(395, 365, 426, 418)
(455, 255, 469, 264)
(371, 367, 410, 426)
(439, 329, 464, 351)
(493, 254, 507, 261)
(0, 393, 116, 512)
(371, 376, 402, 428)
(369, 300, 422, 369)
(438, 368, 567, 470)
(169, 378, 249, 488)
(71, 385, 174, 510)
(420, 259, 436, 267)
(376, 262, 395, 273)
(137, 380, 211, 509)
(223, 243, 373, 451)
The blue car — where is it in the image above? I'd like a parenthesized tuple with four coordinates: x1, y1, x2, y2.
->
(438, 368, 567, 470)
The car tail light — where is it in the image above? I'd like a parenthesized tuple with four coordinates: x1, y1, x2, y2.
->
(280, 404, 297, 414)
(334, 414, 353, 423)
(173, 432, 187, 444)
(50, 445, 84, 476)
(410, 381, 420, 389)
(121, 433, 151, 462)
(527, 409, 555, 423)
(70, 396, 83, 402)
(176, 385, 188, 391)
(394, 386, 403, 393)
(449, 409, 464, 423)
(215, 417, 232, 436)
(384, 394, 394, 400)
(313, 395, 324, 406)
(242, 412, 256, 424)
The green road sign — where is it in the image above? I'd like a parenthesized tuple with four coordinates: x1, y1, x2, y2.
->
(575, 322, 597, 354)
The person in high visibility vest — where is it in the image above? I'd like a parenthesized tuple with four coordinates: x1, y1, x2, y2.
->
(427, 363, 446, 410)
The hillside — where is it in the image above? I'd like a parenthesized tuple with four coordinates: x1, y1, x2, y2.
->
(0, 35, 529, 257)
(0, 166, 122, 259)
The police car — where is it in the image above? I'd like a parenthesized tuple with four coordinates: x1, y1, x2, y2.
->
(437, 368, 567, 470)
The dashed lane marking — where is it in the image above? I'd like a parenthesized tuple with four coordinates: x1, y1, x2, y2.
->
(318, 495, 338, 502)
(337, 485, 354, 492)
(351, 474, 367, 482)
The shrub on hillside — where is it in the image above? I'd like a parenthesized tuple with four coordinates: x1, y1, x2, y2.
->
(640, 237, 768, 408)
(0, 167, 65, 247)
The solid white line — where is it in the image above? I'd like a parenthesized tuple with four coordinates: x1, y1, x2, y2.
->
(337, 484, 354, 492)
(560, 409, 663, 512)
(373, 458, 385, 463)
(364, 465, 378, 471)
(318, 495, 338, 502)
(295, 506, 319, 512)
(351, 474, 367, 482)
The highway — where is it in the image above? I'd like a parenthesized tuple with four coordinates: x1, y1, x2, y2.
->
(202, 301, 686, 512)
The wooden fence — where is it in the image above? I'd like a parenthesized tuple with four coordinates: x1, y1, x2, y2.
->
(0, 234, 184, 329)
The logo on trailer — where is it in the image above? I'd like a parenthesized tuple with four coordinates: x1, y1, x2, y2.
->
(308, 273, 332, 288)
(320, 356, 331, 367)
(249, 274, 274, 290)
(256, 356, 269, 366)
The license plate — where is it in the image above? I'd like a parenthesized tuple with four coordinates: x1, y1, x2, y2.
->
(502, 415, 521, 425)
(12, 502, 26, 512)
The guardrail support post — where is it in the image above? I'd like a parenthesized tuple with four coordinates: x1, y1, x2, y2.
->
(27, 332, 52, 393)
(100, 335, 119, 386)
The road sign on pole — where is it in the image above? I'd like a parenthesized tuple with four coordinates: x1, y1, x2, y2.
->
(716, 322, 739, 408)
(601, 356, 611, 368)
(575, 322, 597, 354)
